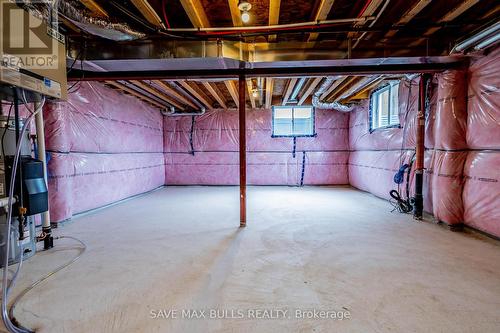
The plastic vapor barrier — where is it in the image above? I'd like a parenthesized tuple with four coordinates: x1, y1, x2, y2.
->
(349, 77, 420, 203)
(463, 48, 500, 237)
(44, 82, 165, 222)
(164, 108, 349, 185)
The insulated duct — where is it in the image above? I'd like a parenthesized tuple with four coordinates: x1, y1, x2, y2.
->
(312, 77, 354, 112)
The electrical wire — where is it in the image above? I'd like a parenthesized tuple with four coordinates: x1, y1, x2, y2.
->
(162, 0, 171, 29)
(1, 93, 45, 333)
(8, 236, 86, 331)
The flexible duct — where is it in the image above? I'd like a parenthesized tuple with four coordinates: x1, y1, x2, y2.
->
(312, 77, 354, 112)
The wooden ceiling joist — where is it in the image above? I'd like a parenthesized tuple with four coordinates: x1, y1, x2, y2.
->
(265, 78, 274, 109)
(130, 0, 166, 28)
(178, 80, 213, 110)
(224, 80, 239, 106)
(130, 80, 184, 109)
(298, 77, 323, 106)
(320, 77, 346, 100)
(246, 80, 257, 109)
(308, 0, 336, 42)
(153, 80, 198, 109)
(282, 78, 298, 105)
(327, 76, 358, 101)
(268, 0, 281, 42)
(80, 0, 108, 18)
(410, 0, 481, 45)
(228, 0, 243, 26)
(383, 0, 433, 40)
(202, 82, 227, 109)
(179, 0, 210, 28)
(105, 81, 165, 108)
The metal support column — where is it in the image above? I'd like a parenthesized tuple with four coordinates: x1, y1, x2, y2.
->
(414, 74, 430, 220)
(238, 74, 247, 227)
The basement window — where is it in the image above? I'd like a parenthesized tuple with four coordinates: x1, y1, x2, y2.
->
(272, 106, 315, 137)
(369, 81, 400, 132)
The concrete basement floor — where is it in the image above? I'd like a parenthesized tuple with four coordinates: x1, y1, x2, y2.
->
(4, 186, 500, 333)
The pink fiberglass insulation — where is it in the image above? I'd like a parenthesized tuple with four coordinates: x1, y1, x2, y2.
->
(427, 70, 468, 225)
(463, 49, 500, 237)
(164, 108, 349, 185)
(44, 81, 165, 222)
(349, 77, 420, 202)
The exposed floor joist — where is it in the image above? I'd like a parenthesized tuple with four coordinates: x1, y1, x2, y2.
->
(202, 81, 227, 109)
(153, 80, 198, 109)
(246, 80, 256, 109)
(80, 0, 108, 18)
(130, 0, 166, 28)
(268, 0, 281, 42)
(298, 77, 323, 105)
(308, 0, 336, 42)
(105, 81, 165, 108)
(178, 80, 213, 110)
(327, 76, 358, 101)
(320, 76, 346, 100)
(224, 80, 239, 106)
(383, 0, 433, 40)
(265, 78, 274, 109)
(130, 80, 185, 109)
(282, 78, 298, 105)
(179, 0, 211, 28)
(410, 0, 481, 46)
(227, 0, 242, 26)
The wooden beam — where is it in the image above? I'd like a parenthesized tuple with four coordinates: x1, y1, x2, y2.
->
(130, 0, 166, 28)
(282, 78, 298, 105)
(239, 74, 247, 227)
(179, 0, 210, 28)
(265, 78, 274, 109)
(105, 81, 165, 108)
(268, 0, 281, 42)
(246, 80, 256, 109)
(130, 80, 184, 109)
(298, 77, 323, 105)
(202, 82, 227, 109)
(228, 0, 242, 26)
(308, 0, 336, 42)
(178, 80, 213, 110)
(80, 0, 108, 18)
(224, 80, 239, 106)
(153, 80, 197, 108)
(383, 0, 432, 40)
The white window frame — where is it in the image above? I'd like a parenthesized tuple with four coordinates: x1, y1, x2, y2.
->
(369, 81, 400, 132)
(271, 106, 316, 137)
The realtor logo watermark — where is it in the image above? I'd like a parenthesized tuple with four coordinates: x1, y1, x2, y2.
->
(1, 0, 59, 70)
(149, 308, 352, 321)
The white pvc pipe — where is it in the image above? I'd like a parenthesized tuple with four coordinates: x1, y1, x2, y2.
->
(34, 102, 50, 229)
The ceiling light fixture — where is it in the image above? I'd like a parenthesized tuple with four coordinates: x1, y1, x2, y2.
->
(238, 1, 252, 24)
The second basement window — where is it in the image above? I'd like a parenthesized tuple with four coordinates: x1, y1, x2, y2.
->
(370, 81, 400, 132)
(272, 106, 315, 137)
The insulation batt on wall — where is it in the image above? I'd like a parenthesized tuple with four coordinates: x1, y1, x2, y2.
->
(164, 108, 350, 186)
(43, 82, 165, 222)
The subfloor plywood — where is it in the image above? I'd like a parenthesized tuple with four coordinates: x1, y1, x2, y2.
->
(5, 186, 500, 333)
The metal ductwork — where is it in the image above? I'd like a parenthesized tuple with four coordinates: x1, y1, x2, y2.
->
(451, 21, 500, 54)
(59, 1, 145, 41)
(312, 77, 354, 112)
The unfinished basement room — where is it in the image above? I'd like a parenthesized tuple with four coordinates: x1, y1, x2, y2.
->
(0, 0, 499, 332)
